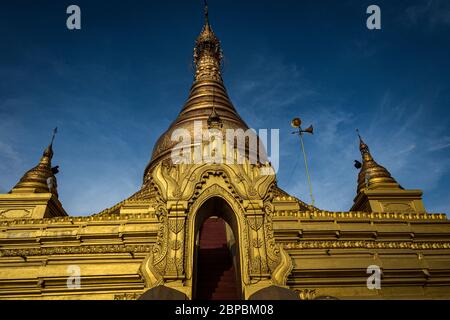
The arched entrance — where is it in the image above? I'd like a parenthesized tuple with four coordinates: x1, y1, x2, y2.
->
(192, 197, 242, 300)
(142, 166, 293, 300)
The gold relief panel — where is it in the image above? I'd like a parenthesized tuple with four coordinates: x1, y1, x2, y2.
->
(381, 202, 415, 213)
(0, 209, 33, 219)
(150, 160, 276, 205)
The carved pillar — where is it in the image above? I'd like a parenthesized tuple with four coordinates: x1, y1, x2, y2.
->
(140, 201, 191, 298)
(243, 200, 271, 280)
(164, 202, 187, 281)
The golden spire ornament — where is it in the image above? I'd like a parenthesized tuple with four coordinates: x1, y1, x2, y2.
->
(355, 129, 400, 191)
(11, 128, 58, 194)
(291, 118, 315, 206)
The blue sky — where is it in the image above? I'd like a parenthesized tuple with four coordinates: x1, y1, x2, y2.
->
(1, 0, 449, 215)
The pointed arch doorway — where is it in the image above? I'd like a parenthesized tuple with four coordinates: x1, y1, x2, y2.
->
(192, 197, 242, 300)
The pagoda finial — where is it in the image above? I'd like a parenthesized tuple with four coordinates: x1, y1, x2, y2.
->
(204, 0, 209, 26)
(354, 129, 399, 191)
(44, 127, 58, 158)
(50, 127, 57, 146)
(356, 129, 371, 160)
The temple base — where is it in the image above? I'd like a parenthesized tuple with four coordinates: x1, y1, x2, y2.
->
(0, 193, 67, 220)
(351, 183, 426, 213)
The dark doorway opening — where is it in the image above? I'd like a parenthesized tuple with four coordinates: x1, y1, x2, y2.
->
(195, 217, 239, 300)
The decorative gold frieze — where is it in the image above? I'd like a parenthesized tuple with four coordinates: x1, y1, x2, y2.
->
(283, 240, 450, 250)
(114, 292, 142, 300)
(0, 244, 153, 257)
(272, 210, 447, 221)
(0, 212, 158, 227)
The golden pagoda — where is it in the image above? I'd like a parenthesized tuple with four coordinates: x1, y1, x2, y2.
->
(0, 3, 449, 300)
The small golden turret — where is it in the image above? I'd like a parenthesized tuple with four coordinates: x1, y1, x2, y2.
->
(11, 129, 57, 195)
(2, 128, 67, 219)
(352, 130, 426, 213)
(356, 130, 401, 192)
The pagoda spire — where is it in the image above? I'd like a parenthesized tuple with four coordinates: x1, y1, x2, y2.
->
(355, 130, 400, 192)
(193, 0, 223, 82)
(143, 1, 250, 177)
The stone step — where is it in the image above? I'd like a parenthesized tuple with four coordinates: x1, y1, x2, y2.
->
(196, 217, 239, 300)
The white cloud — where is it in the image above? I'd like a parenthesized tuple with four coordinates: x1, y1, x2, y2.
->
(428, 136, 450, 152)
(229, 54, 316, 127)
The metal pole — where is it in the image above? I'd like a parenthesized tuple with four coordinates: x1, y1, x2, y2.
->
(298, 130, 315, 207)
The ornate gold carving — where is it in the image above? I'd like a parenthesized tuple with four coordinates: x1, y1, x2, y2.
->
(0, 244, 153, 257)
(165, 257, 184, 274)
(272, 210, 447, 221)
(247, 214, 271, 276)
(252, 238, 263, 248)
(250, 256, 268, 275)
(168, 219, 185, 234)
(0, 212, 158, 227)
(271, 246, 293, 286)
(248, 216, 263, 231)
(295, 289, 317, 300)
(114, 293, 141, 300)
(152, 162, 195, 201)
(283, 241, 450, 250)
(263, 203, 283, 273)
(140, 197, 187, 281)
(0, 209, 32, 219)
(150, 204, 169, 278)
(234, 163, 275, 200)
(382, 203, 414, 213)
(140, 250, 163, 289)
(150, 161, 276, 208)
(171, 240, 182, 251)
